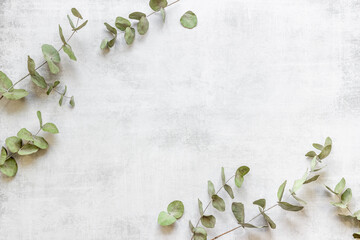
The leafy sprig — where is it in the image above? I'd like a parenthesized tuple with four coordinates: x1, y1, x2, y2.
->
(0, 8, 88, 107)
(0, 111, 59, 177)
(101, 0, 197, 50)
(326, 178, 360, 238)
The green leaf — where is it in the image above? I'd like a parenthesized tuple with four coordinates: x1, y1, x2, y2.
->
(208, 180, 215, 196)
(0, 158, 18, 177)
(31, 72, 47, 89)
(167, 200, 184, 219)
(224, 184, 234, 199)
(47, 86, 53, 95)
(70, 96, 75, 107)
(310, 156, 317, 171)
(180, 11, 198, 29)
(312, 143, 323, 150)
(200, 215, 216, 228)
(278, 202, 304, 211)
(335, 178, 346, 194)
(353, 210, 360, 220)
(261, 212, 276, 229)
(3, 89, 29, 100)
(137, 16, 149, 35)
(59, 95, 64, 106)
(353, 233, 360, 239)
(33, 136, 48, 150)
(71, 8, 83, 19)
(292, 170, 309, 193)
(42, 123, 59, 134)
(67, 15, 75, 29)
(104, 23, 117, 35)
(277, 180, 287, 201)
(5, 136, 22, 153)
(331, 202, 347, 209)
(212, 195, 225, 212)
(157, 211, 176, 226)
(318, 145, 332, 160)
(124, 27, 135, 45)
(305, 151, 317, 158)
(235, 166, 250, 188)
(42, 44, 60, 74)
(0, 71, 13, 92)
(0, 147, 7, 165)
(189, 220, 195, 233)
(63, 44, 77, 61)
(303, 175, 320, 184)
(324, 137, 332, 147)
(291, 193, 307, 205)
(73, 20, 88, 31)
(115, 17, 131, 31)
(221, 167, 225, 185)
(18, 144, 39, 156)
(193, 227, 207, 240)
(17, 128, 33, 141)
(108, 37, 117, 48)
(129, 12, 146, 20)
(149, 0, 168, 11)
(100, 39, 108, 49)
(59, 25, 66, 44)
(198, 199, 204, 216)
(161, 7, 166, 22)
(241, 223, 267, 228)
(253, 199, 266, 209)
(27, 56, 36, 75)
(232, 202, 245, 223)
(341, 188, 352, 205)
(53, 81, 60, 88)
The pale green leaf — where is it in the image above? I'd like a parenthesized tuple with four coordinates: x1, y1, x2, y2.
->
(27, 56, 36, 75)
(193, 227, 207, 240)
(18, 144, 39, 156)
(42, 123, 59, 134)
(235, 166, 250, 188)
(124, 27, 135, 45)
(129, 12, 146, 20)
(71, 8, 83, 19)
(208, 180, 215, 196)
(157, 211, 176, 226)
(63, 44, 77, 61)
(261, 212, 276, 229)
(0, 71, 13, 92)
(277, 180, 287, 201)
(59, 25, 66, 44)
(304, 175, 320, 184)
(149, 0, 168, 11)
(325, 185, 337, 194)
(341, 188, 352, 205)
(313, 143, 323, 150)
(232, 202, 245, 223)
(37, 111, 42, 128)
(0, 147, 7, 165)
(161, 7, 166, 22)
(242, 223, 267, 228)
(137, 16, 149, 35)
(17, 128, 33, 141)
(3, 89, 29, 100)
(335, 178, 346, 194)
(115, 17, 131, 31)
(212, 195, 225, 212)
(0, 157, 18, 177)
(305, 151, 317, 158)
(292, 170, 309, 193)
(324, 137, 332, 147)
(70, 96, 75, 107)
(253, 199, 266, 209)
(318, 145, 332, 160)
(100, 39, 108, 49)
(180, 11, 198, 29)
(224, 184, 234, 199)
(278, 202, 304, 211)
(67, 15, 75, 29)
(221, 167, 225, 185)
(167, 200, 184, 219)
(5, 136, 22, 153)
(291, 193, 307, 205)
(31, 72, 47, 89)
(73, 20, 88, 31)
(200, 215, 216, 228)
(198, 199, 203, 216)
(33, 136, 48, 150)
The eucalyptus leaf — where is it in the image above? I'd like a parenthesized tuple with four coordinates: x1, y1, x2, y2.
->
(291, 193, 307, 205)
(0, 158, 18, 177)
(42, 44, 60, 74)
(208, 180, 215, 197)
(224, 184, 234, 199)
(17, 128, 33, 141)
(3, 89, 29, 100)
(104, 23, 117, 35)
(212, 195, 225, 212)
(59, 25, 66, 44)
(341, 188, 352, 205)
(304, 175, 320, 184)
(313, 143, 323, 150)
(0, 71, 13, 92)
(5, 136, 22, 153)
(157, 211, 176, 226)
(18, 144, 39, 156)
(167, 200, 184, 219)
(277, 180, 287, 201)
(137, 16, 149, 35)
(71, 8, 83, 19)
(292, 170, 309, 193)
(0, 147, 7, 165)
(59, 95, 64, 106)
(33, 136, 48, 150)
(221, 167, 225, 185)
(200, 215, 216, 228)
(63, 44, 77, 61)
(149, 0, 168, 11)
(100, 39, 108, 49)
(42, 123, 59, 134)
(242, 223, 267, 228)
(193, 227, 207, 240)
(189, 220, 195, 233)
(180, 11, 198, 29)
(124, 27, 135, 45)
(335, 178, 346, 194)
(161, 7, 166, 22)
(235, 166, 250, 188)
(318, 145, 332, 160)
(310, 156, 317, 171)
(325, 185, 337, 195)
(278, 202, 304, 211)
(198, 199, 204, 216)
(232, 202, 245, 223)
(70, 96, 75, 107)
(73, 20, 88, 31)
(324, 137, 332, 147)
(27, 56, 36, 75)
(129, 12, 146, 20)
(305, 151, 317, 158)
(67, 15, 75, 29)
(262, 212, 276, 229)
(31, 72, 47, 89)
(253, 199, 266, 209)
(115, 17, 131, 31)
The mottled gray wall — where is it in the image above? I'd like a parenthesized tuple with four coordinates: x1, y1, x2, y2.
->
(0, 0, 360, 239)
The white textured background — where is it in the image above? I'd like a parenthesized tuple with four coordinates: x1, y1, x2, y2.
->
(1, 0, 360, 239)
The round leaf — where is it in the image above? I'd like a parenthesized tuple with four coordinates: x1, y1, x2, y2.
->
(235, 166, 250, 188)
(200, 215, 216, 228)
(212, 195, 225, 212)
(0, 147, 7, 165)
(5, 136, 22, 153)
(0, 158, 18, 177)
(157, 211, 176, 226)
(18, 144, 39, 156)
(115, 17, 131, 31)
(3, 89, 29, 100)
(33, 136, 49, 150)
(194, 227, 207, 240)
(167, 200, 184, 219)
(17, 128, 33, 141)
(124, 27, 135, 45)
(137, 16, 149, 35)
(149, 0, 168, 11)
(42, 123, 59, 134)
(232, 202, 245, 223)
(129, 12, 146, 20)
(180, 11, 197, 29)
(0, 71, 13, 92)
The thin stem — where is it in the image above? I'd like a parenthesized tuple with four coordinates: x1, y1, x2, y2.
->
(191, 175, 235, 240)
(147, 0, 181, 17)
(210, 204, 279, 240)
(0, 18, 80, 101)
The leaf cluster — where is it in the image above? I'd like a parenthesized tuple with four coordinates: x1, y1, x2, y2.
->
(0, 111, 59, 177)
(157, 200, 184, 226)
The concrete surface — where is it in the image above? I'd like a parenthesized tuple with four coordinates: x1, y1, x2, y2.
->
(0, 0, 360, 239)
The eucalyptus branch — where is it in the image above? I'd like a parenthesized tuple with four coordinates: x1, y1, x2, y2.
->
(0, 111, 59, 178)
(0, 8, 87, 107)
(101, 0, 197, 49)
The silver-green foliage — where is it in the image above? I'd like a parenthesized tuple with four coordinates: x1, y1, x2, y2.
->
(0, 8, 87, 106)
(0, 111, 59, 178)
(157, 200, 184, 226)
